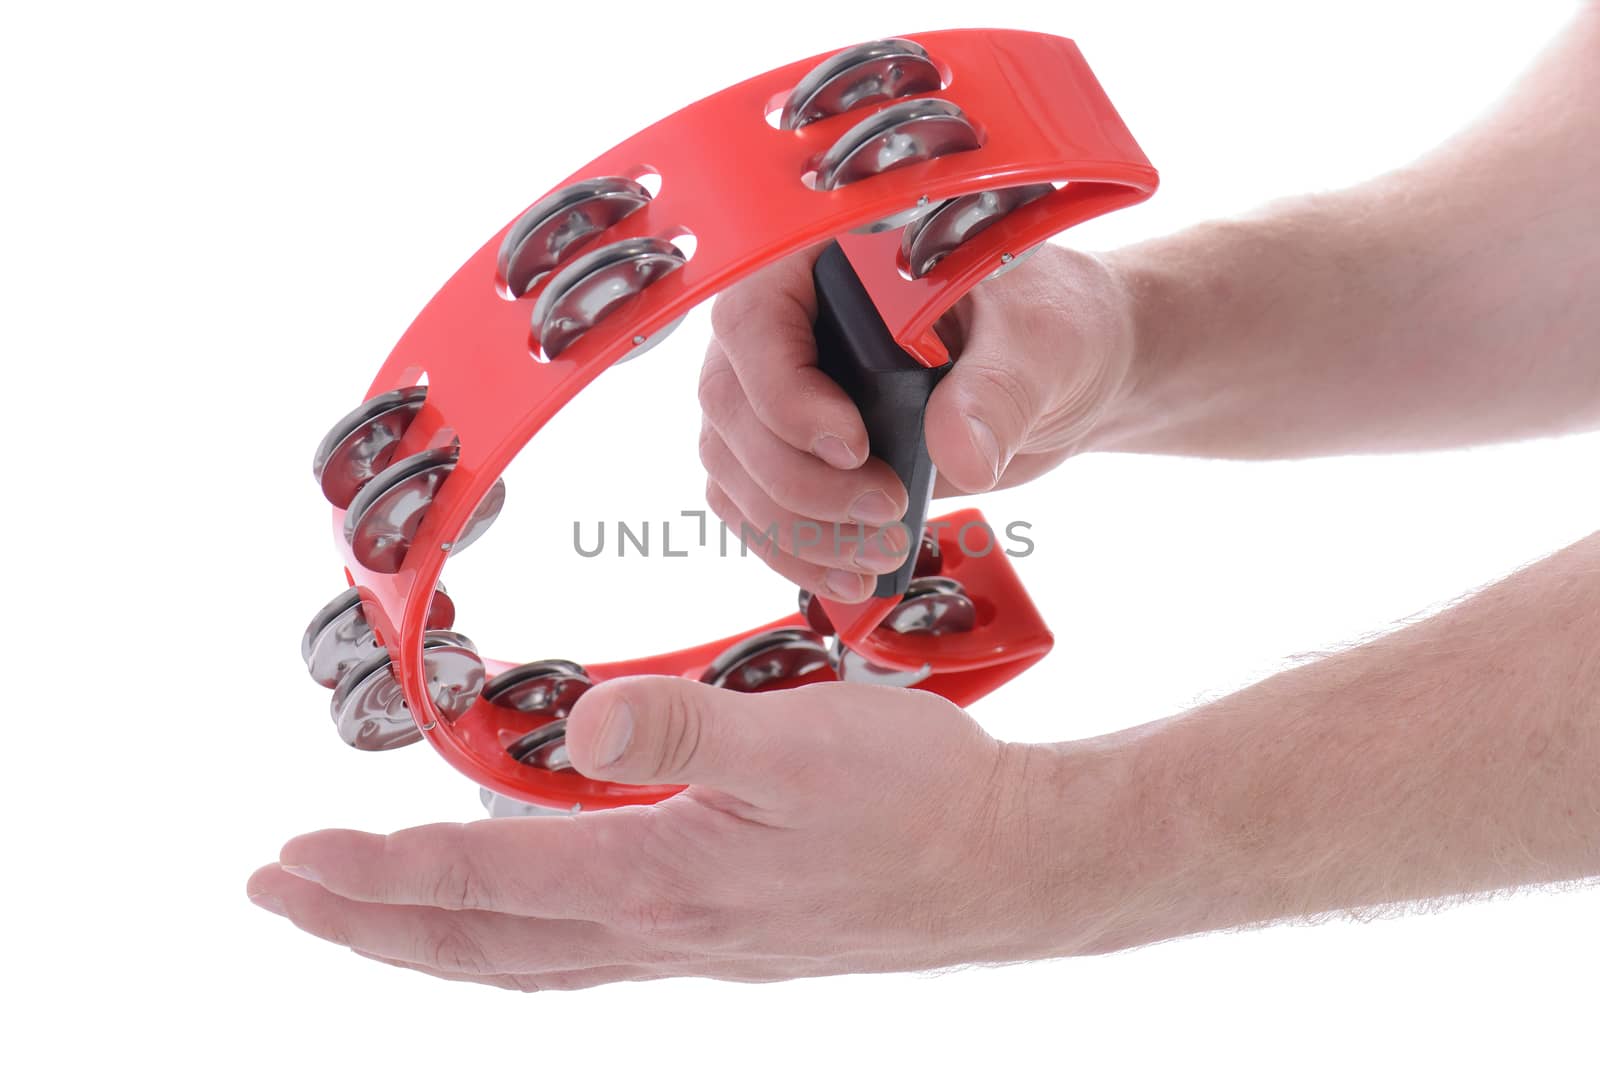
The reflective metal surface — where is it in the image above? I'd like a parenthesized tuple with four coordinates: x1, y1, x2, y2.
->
(483, 659, 593, 717)
(497, 176, 653, 297)
(900, 183, 1053, 278)
(301, 585, 457, 688)
(780, 38, 942, 130)
(420, 630, 485, 721)
(302, 588, 375, 688)
(700, 627, 830, 692)
(828, 638, 932, 687)
(814, 99, 980, 191)
(883, 575, 977, 636)
(479, 787, 578, 818)
(329, 649, 419, 751)
(531, 237, 688, 359)
(506, 720, 572, 771)
(449, 476, 506, 555)
(311, 387, 428, 509)
(342, 446, 457, 573)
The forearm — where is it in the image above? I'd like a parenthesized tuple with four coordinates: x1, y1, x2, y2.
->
(1019, 529, 1600, 955)
(1091, 5, 1600, 459)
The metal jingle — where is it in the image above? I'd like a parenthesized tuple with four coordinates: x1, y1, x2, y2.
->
(883, 575, 977, 636)
(301, 584, 457, 688)
(449, 476, 506, 556)
(506, 720, 573, 771)
(483, 659, 593, 717)
(700, 627, 830, 692)
(828, 637, 932, 688)
(814, 99, 981, 192)
(796, 589, 836, 637)
(780, 38, 943, 131)
(497, 176, 653, 298)
(614, 311, 688, 365)
(900, 183, 1054, 278)
(329, 648, 418, 751)
(311, 386, 428, 508)
(987, 243, 1041, 281)
(342, 446, 457, 573)
(531, 236, 688, 359)
(479, 787, 578, 818)
(419, 631, 485, 720)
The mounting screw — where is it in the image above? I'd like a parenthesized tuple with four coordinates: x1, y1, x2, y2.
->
(632, 334, 647, 345)
(1000, 252, 1015, 264)
(440, 542, 454, 551)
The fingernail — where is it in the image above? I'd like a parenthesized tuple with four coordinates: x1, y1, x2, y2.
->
(812, 434, 860, 470)
(594, 700, 634, 768)
(250, 892, 288, 918)
(823, 568, 870, 601)
(282, 864, 321, 883)
(854, 525, 910, 572)
(966, 416, 1003, 484)
(847, 490, 902, 526)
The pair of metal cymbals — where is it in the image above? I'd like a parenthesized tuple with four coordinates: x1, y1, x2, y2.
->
(329, 630, 485, 751)
(301, 584, 456, 690)
(497, 177, 689, 361)
(313, 387, 507, 573)
(483, 659, 597, 771)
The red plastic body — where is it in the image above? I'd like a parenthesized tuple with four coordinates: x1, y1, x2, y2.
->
(324, 29, 1156, 808)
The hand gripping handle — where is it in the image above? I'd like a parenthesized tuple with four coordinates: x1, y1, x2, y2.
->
(812, 240, 950, 598)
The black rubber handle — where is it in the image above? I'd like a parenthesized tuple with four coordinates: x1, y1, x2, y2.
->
(811, 241, 949, 598)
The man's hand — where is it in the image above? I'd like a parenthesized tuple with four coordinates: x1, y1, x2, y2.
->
(697, 243, 1138, 602)
(246, 678, 1103, 991)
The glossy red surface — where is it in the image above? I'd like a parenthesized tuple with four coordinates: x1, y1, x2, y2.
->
(320, 29, 1155, 808)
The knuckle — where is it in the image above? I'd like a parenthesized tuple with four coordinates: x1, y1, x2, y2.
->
(424, 924, 494, 974)
(708, 289, 749, 343)
(965, 362, 1035, 431)
(650, 688, 705, 781)
(696, 359, 742, 425)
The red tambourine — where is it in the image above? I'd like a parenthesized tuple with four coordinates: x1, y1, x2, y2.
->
(299, 30, 1157, 812)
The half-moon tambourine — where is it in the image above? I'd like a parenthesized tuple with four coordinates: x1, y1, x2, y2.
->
(300, 30, 1157, 811)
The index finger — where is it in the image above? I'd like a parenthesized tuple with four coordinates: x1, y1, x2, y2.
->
(276, 809, 648, 921)
(707, 247, 869, 469)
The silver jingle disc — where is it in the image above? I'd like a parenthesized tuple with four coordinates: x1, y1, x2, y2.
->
(987, 243, 1041, 281)
(312, 386, 428, 509)
(479, 787, 578, 818)
(497, 176, 653, 298)
(420, 631, 485, 720)
(531, 236, 688, 359)
(828, 637, 931, 688)
(448, 476, 506, 556)
(780, 38, 943, 131)
(614, 312, 688, 365)
(884, 575, 976, 636)
(506, 720, 572, 771)
(342, 446, 457, 573)
(301, 584, 456, 689)
(814, 99, 981, 192)
(330, 649, 419, 751)
(901, 183, 1054, 278)
(700, 627, 829, 692)
(483, 659, 593, 717)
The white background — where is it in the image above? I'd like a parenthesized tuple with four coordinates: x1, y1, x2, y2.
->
(4, 1, 1597, 1064)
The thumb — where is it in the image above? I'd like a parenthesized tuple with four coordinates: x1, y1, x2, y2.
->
(924, 328, 1046, 493)
(565, 676, 800, 805)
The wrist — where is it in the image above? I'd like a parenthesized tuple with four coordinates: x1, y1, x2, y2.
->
(999, 725, 1234, 957)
